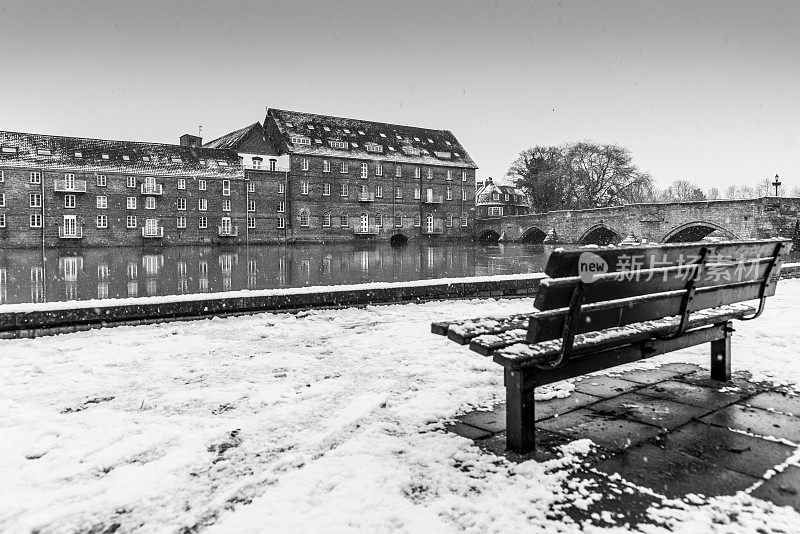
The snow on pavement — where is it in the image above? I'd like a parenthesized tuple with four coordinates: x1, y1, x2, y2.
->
(2, 279, 800, 533)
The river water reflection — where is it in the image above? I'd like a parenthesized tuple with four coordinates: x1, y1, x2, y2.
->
(0, 243, 555, 305)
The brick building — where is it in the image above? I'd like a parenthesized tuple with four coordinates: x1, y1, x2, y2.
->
(207, 108, 478, 244)
(0, 130, 244, 248)
(475, 177, 530, 219)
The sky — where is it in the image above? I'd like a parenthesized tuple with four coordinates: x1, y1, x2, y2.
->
(0, 0, 798, 191)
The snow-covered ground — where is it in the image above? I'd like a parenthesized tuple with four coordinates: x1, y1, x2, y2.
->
(2, 279, 800, 533)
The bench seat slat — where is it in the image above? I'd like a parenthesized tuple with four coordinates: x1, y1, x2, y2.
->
(493, 303, 755, 369)
(442, 314, 532, 345)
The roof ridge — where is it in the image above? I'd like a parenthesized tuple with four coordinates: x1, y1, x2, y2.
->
(269, 108, 453, 134)
(0, 129, 224, 150)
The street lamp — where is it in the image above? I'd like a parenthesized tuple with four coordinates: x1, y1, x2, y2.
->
(773, 174, 781, 196)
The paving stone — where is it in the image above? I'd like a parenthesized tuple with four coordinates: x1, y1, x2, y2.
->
(445, 422, 493, 440)
(662, 421, 795, 479)
(656, 363, 705, 375)
(701, 404, 800, 442)
(679, 373, 773, 396)
(614, 369, 684, 386)
(458, 408, 506, 433)
(537, 408, 664, 451)
(594, 443, 759, 498)
(745, 391, 800, 418)
(637, 380, 744, 410)
(750, 465, 800, 512)
(573, 376, 643, 398)
(475, 428, 574, 463)
(535, 392, 603, 421)
(588, 392, 710, 430)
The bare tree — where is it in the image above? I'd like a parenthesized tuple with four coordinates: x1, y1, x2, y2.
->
(724, 185, 737, 199)
(791, 185, 800, 197)
(706, 187, 720, 200)
(660, 180, 707, 202)
(737, 185, 755, 199)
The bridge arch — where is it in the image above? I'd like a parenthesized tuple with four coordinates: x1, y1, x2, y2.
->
(477, 229, 501, 244)
(578, 224, 623, 246)
(520, 226, 548, 244)
(662, 221, 738, 243)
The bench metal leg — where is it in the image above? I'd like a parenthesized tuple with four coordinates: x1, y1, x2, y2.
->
(505, 368, 536, 453)
(710, 321, 733, 381)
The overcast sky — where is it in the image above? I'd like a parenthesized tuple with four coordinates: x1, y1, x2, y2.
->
(0, 0, 797, 191)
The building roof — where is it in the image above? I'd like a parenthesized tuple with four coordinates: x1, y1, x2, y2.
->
(266, 108, 478, 169)
(476, 178, 529, 206)
(0, 130, 243, 178)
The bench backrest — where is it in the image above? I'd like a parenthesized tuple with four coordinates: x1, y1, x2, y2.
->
(528, 238, 792, 345)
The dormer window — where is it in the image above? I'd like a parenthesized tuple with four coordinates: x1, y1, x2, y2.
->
(323, 126, 331, 132)
(351, 142, 359, 148)
(74, 151, 83, 158)
(1, 147, 18, 154)
(315, 138, 322, 144)
(143, 156, 151, 162)
(445, 141, 452, 146)
(329, 140, 348, 149)
(343, 128, 351, 134)
(285, 121, 294, 128)
(434, 151, 451, 159)
(396, 134, 402, 140)
(171, 157, 182, 163)
(122, 155, 130, 161)
(402, 146, 421, 156)
(379, 133, 387, 138)
(365, 143, 383, 153)
(101, 154, 110, 160)
(37, 149, 52, 156)
(307, 125, 315, 130)
(290, 136, 312, 145)
(414, 137, 420, 142)
(388, 146, 395, 151)
(218, 160, 228, 166)
(427, 138, 434, 144)
(358, 130, 365, 135)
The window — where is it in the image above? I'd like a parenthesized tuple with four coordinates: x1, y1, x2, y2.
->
(300, 210, 310, 227)
(127, 176, 136, 188)
(30, 193, 42, 208)
(0, 214, 5, 227)
(414, 214, 421, 227)
(301, 181, 309, 195)
(329, 140, 348, 150)
(222, 199, 231, 212)
(395, 186, 402, 199)
(198, 198, 207, 211)
(144, 196, 156, 210)
(427, 168, 433, 180)
(290, 136, 311, 145)
(177, 216, 187, 228)
(126, 215, 137, 228)
(277, 183, 284, 194)
(505, 194, 510, 201)
(446, 170, 452, 181)
(30, 214, 42, 227)
(178, 178, 186, 190)
(492, 193, 500, 201)
(177, 198, 186, 211)
(247, 200, 255, 212)
(1, 147, 17, 154)
(277, 217, 285, 229)
(395, 165, 402, 177)
(461, 214, 468, 227)
(361, 163, 368, 178)
(248, 181, 255, 193)
(446, 188, 452, 201)
(488, 206, 503, 217)
(194, 216, 205, 229)
(375, 163, 383, 176)
(247, 216, 255, 229)
(323, 160, 331, 173)
(339, 212, 349, 227)
(365, 143, 383, 153)
(222, 180, 231, 196)
(199, 180, 207, 191)
(270, 159, 277, 171)
(252, 157, 263, 169)
(462, 189, 468, 201)
(394, 213, 403, 227)
(323, 182, 331, 196)
(96, 195, 107, 209)
(340, 161, 348, 174)
(340, 183, 349, 197)
(414, 167, 421, 178)
(277, 201, 285, 213)
(375, 213, 383, 227)
(0, 171, 3, 182)
(97, 175, 107, 186)
(376, 185, 383, 198)
(0, 193, 4, 207)
(322, 213, 331, 227)
(414, 187, 420, 200)
(462, 170, 467, 182)
(301, 158, 309, 171)
(64, 194, 76, 208)
(446, 215, 453, 228)
(127, 197, 137, 210)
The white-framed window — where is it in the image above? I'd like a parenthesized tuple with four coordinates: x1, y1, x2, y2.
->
(0, 170, 4, 182)
(414, 214, 421, 227)
(446, 170, 452, 181)
(126, 215, 137, 228)
(301, 158, 309, 171)
(29, 171, 41, 184)
(252, 157, 262, 169)
(222, 199, 231, 212)
(127, 176, 136, 188)
(248, 181, 255, 193)
(277, 217, 285, 229)
(462, 170, 467, 181)
(446, 215, 453, 228)
(395, 186, 402, 199)
(96, 195, 107, 209)
(427, 168, 433, 180)
(30, 193, 42, 208)
(492, 193, 500, 201)
(446, 188, 452, 201)
(198, 198, 207, 211)
(97, 175, 107, 186)
(277, 201, 285, 213)
(30, 214, 42, 227)
(375, 213, 383, 227)
(145, 197, 155, 210)
(64, 194, 76, 209)
(322, 212, 331, 227)
(329, 140, 348, 149)
(177, 198, 186, 211)
(323, 182, 331, 196)
(269, 159, 277, 171)
(361, 163, 368, 178)
(414, 167, 421, 178)
(277, 182, 284, 194)
(199, 179, 207, 191)
(0, 193, 4, 207)
(323, 160, 331, 173)
(461, 214, 468, 227)
(462, 189, 468, 201)
(376, 185, 383, 198)
(291, 135, 311, 145)
(488, 206, 503, 217)
(375, 163, 383, 176)
(222, 180, 230, 196)
(247, 200, 255, 212)
(178, 178, 186, 190)
(198, 216, 208, 228)
(414, 187, 420, 200)
(127, 197, 137, 210)
(341, 183, 349, 197)
(339, 211, 349, 227)
(177, 215, 187, 228)
(300, 210, 310, 227)
(0, 213, 6, 227)
(394, 213, 403, 227)
(301, 181, 309, 195)
(247, 216, 256, 229)
(505, 194, 510, 201)
(340, 161, 348, 174)
(395, 165, 402, 177)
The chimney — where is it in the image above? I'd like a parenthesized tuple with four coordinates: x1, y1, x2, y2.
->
(180, 134, 202, 147)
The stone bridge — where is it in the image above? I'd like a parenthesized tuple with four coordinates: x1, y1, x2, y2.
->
(475, 197, 800, 245)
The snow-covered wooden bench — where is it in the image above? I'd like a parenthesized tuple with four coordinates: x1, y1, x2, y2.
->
(432, 238, 792, 453)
